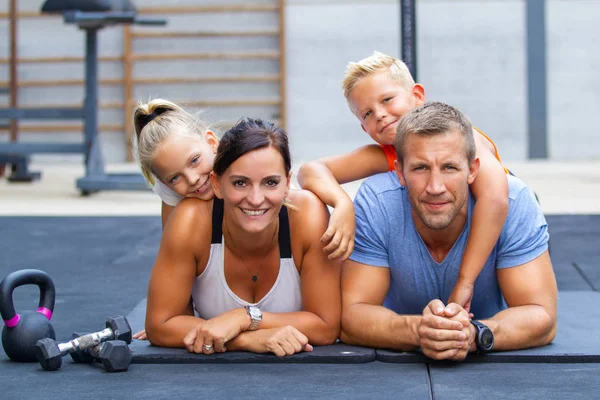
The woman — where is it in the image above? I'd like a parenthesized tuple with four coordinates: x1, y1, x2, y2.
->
(145, 118, 341, 356)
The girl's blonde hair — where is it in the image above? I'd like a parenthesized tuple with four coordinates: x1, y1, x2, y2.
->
(133, 99, 212, 185)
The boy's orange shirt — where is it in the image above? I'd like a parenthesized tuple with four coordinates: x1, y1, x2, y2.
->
(379, 127, 509, 174)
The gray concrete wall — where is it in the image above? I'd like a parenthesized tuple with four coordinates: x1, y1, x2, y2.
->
(288, 0, 600, 163)
(1, 0, 599, 165)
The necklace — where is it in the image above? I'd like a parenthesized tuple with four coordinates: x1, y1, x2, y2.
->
(224, 220, 279, 282)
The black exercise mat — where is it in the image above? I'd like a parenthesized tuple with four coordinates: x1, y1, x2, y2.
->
(429, 363, 600, 400)
(546, 215, 600, 290)
(574, 262, 600, 291)
(377, 291, 600, 363)
(0, 361, 430, 400)
(130, 340, 376, 364)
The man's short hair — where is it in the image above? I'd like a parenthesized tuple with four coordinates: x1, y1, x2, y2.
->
(342, 51, 415, 106)
(394, 101, 476, 165)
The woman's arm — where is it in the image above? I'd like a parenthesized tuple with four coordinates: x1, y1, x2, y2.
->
(145, 199, 212, 347)
(449, 132, 509, 311)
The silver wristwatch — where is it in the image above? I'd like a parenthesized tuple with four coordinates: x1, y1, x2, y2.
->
(245, 306, 262, 331)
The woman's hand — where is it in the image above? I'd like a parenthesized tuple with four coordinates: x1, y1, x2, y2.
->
(320, 200, 355, 262)
(183, 309, 248, 354)
(242, 326, 313, 356)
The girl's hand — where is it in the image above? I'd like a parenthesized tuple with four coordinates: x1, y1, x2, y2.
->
(133, 329, 147, 340)
(320, 200, 355, 261)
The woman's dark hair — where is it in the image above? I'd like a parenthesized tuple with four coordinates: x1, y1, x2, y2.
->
(214, 118, 291, 176)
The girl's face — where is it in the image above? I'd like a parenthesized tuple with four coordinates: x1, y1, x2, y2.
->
(211, 146, 291, 234)
(152, 131, 219, 200)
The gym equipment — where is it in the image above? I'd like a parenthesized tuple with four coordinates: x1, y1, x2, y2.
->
(0, 0, 166, 193)
(0, 269, 56, 362)
(35, 315, 131, 371)
(70, 332, 132, 372)
(400, 0, 417, 80)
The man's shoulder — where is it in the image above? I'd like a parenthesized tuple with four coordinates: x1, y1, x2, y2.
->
(506, 174, 530, 201)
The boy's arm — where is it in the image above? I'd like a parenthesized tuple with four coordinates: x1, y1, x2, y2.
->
(298, 144, 390, 189)
(450, 132, 509, 311)
(297, 145, 390, 260)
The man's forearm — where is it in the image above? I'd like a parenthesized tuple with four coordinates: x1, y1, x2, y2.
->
(340, 303, 421, 351)
(481, 304, 556, 352)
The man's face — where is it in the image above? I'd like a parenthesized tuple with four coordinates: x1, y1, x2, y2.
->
(348, 71, 425, 146)
(394, 130, 479, 232)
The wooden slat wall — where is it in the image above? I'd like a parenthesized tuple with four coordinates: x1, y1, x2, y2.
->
(0, 1, 286, 162)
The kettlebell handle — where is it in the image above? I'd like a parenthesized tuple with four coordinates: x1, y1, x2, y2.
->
(0, 269, 56, 328)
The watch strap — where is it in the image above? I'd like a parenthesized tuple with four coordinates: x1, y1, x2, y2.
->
(470, 319, 493, 353)
(245, 306, 262, 331)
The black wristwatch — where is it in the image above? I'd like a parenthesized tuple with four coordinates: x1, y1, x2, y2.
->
(471, 320, 494, 353)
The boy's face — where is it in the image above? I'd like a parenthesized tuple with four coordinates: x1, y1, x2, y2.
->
(348, 71, 425, 146)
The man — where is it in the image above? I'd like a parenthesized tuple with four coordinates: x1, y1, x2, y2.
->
(340, 101, 557, 361)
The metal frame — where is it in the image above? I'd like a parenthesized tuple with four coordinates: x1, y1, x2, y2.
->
(526, 0, 548, 159)
(400, 0, 417, 81)
(0, 8, 165, 193)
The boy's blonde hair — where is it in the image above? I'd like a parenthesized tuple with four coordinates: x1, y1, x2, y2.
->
(133, 99, 212, 186)
(342, 51, 415, 106)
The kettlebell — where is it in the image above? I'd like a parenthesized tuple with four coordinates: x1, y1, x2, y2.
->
(0, 269, 56, 362)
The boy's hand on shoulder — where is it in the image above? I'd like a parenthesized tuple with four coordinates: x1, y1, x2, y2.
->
(321, 200, 356, 262)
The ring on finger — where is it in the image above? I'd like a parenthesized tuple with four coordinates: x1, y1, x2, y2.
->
(204, 344, 213, 351)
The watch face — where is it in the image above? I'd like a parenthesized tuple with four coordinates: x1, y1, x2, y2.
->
(480, 329, 494, 350)
(249, 307, 261, 319)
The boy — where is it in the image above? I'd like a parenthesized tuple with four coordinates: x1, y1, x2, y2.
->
(297, 51, 509, 311)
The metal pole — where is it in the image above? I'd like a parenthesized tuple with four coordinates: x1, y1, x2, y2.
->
(400, 0, 417, 80)
(526, 0, 548, 159)
(9, 0, 18, 142)
(83, 27, 105, 177)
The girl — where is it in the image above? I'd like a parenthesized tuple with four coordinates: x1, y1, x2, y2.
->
(134, 99, 219, 227)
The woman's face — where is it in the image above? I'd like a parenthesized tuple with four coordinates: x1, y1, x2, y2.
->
(212, 146, 291, 234)
(152, 131, 218, 200)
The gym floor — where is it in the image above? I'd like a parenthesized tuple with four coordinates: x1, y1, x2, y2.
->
(1, 161, 599, 399)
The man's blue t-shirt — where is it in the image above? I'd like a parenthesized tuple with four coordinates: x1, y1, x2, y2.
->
(349, 172, 549, 319)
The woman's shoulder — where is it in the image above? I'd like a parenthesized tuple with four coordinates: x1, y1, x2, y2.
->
(162, 198, 213, 246)
(287, 189, 327, 214)
(286, 190, 329, 236)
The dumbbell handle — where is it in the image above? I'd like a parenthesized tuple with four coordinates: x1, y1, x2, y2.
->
(57, 328, 114, 354)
